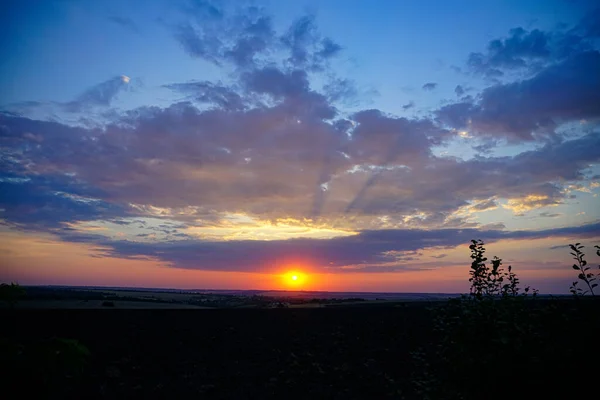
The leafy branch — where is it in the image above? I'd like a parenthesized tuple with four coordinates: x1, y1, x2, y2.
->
(569, 243, 599, 296)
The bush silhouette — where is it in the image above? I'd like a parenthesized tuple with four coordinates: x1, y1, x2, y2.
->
(0, 282, 26, 307)
(569, 243, 600, 296)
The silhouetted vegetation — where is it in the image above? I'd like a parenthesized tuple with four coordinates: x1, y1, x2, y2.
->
(411, 239, 599, 399)
(0, 282, 26, 307)
(569, 243, 599, 295)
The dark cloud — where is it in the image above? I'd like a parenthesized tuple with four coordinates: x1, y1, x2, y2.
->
(280, 14, 341, 70)
(2, 77, 131, 117)
(348, 109, 447, 166)
(402, 101, 415, 110)
(431, 254, 448, 259)
(175, 23, 223, 65)
(466, 9, 599, 78)
(454, 85, 465, 97)
(163, 81, 246, 111)
(2, 99, 598, 229)
(53, 221, 600, 273)
(242, 67, 309, 98)
(315, 38, 343, 61)
(472, 138, 500, 154)
(241, 66, 337, 119)
(468, 28, 551, 77)
(281, 15, 318, 66)
(64, 76, 130, 112)
(323, 78, 358, 104)
(172, 4, 339, 71)
(437, 51, 600, 141)
(0, 176, 127, 229)
(539, 212, 562, 218)
(185, 0, 223, 20)
(422, 82, 437, 91)
(225, 14, 274, 67)
(471, 199, 498, 211)
(172, 3, 275, 68)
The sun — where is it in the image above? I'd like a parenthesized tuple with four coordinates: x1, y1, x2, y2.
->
(283, 271, 306, 287)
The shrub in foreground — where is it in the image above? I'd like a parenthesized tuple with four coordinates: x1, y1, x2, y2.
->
(411, 240, 599, 400)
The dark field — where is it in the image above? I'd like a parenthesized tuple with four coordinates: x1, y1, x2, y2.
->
(2, 299, 599, 399)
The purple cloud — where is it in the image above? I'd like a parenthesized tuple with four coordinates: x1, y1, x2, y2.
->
(53, 221, 600, 273)
(438, 51, 600, 141)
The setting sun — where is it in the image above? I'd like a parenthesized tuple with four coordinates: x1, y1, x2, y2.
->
(283, 271, 307, 287)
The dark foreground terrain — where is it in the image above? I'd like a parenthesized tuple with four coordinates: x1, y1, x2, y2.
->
(2, 299, 599, 399)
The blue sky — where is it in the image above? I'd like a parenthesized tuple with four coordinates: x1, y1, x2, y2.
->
(1, 0, 599, 292)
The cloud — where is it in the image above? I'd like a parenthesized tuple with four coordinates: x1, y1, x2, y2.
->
(422, 82, 437, 91)
(465, 9, 600, 78)
(51, 221, 600, 273)
(171, 3, 340, 71)
(315, 38, 343, 61)
(470, 199, 498, 211)
(280, 14, 341, 69)
(539, 212, 562, 218)
(225, 14, 274, 67)
(437, 51, 600, 142)
(242, 67, 309, 98)
(64, 76, 130, 112)
(241, 66, 337, 119)
(431, 254, 448, 259)
(172, 3, 275, 68)
(323, 78, 359, 104)
(2, 3, 600, 278)
(3, 76, 131, 117)
(163, 81, 246, 111)
(2, 101, 599, 232)
(0, 175, 128, 230)
(503, 194, 561, 215)
(467, 28, 551, 77)
(175, 23, 224, 65)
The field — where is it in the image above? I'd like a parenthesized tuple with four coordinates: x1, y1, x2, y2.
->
(2, 296, 599, 399)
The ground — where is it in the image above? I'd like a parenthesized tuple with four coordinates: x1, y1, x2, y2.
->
(2, 297, 599, 399)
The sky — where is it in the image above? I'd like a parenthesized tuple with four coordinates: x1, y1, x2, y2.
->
(1, 0, 599, 294)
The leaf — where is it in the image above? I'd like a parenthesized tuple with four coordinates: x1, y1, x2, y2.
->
(572, 264, 580, 270)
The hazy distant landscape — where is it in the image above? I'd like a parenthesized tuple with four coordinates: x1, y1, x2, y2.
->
(7, 286, 463, 309)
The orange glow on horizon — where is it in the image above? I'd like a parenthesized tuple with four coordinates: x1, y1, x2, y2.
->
(0, 229, 585, 294)
(282, 270, 308, 287)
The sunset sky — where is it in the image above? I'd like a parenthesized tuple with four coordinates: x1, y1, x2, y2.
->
(1, 0, 599, 293)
